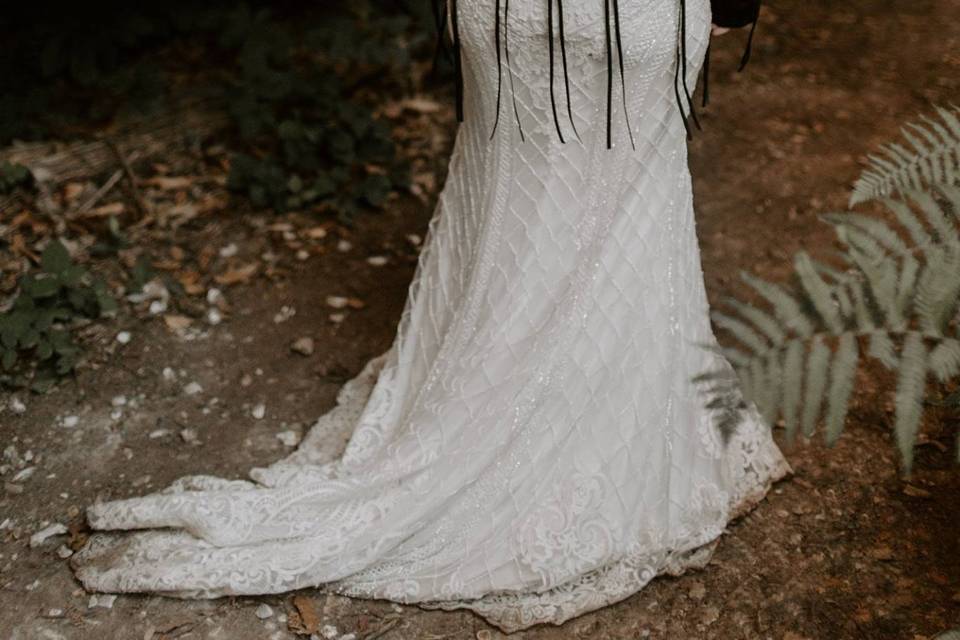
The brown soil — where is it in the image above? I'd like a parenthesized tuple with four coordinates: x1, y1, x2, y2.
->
(2, 0, 959, 638)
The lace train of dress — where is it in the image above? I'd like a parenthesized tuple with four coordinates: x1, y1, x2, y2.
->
(72, 0, 790, 632)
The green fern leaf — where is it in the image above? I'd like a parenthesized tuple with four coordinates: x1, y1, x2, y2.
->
(801, 336, 831, 437)
(795, 252, 843, 334)
(909, 189, 957, 243)
(895, 332, 928, 472)
(782, 339, 805, 441)
(741, 272, 816, 338)
(915, 246, 960, 335)
(851, 106, 960, 205)
(721, 297, 788, 346)
(824, 212, 910, 255)
(885, 197, 933, 248)
(825, 333, 858, 446)
(928, 338, 960, 382)
(712, 311, 770, 354)
(867, 332, 899, 369)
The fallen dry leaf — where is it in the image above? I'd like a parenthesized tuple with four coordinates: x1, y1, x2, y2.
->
(143, 176, 195, 190)
(215, 263, 259, 285)
(163, 315, 192, 332)
(289, 595, 321, 634)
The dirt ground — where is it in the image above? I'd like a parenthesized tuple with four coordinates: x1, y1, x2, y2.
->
(2, 1, 960, 638)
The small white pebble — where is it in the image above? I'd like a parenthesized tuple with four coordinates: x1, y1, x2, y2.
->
(180, 428, 199, 444)
(276, 430, 301, 447)
(61, 416, 79, 429)
(296, 249, 310, 261)
(110, 409, 123, 421)
(336, 239, 352, 252)
(162, 367, 177, 381)
(329, 313, 346, 324)
(57, 545, 74, 559)
(44, 608, 64, 618)
(149, 429, 171, 439)
(111, 395, 127, 407)
(320, 624, 339, 639)
(219, 243, 238, 258)
(366, 255, 388, 267)
(116, 331, 132, 344)
(252, 404, 266, 420)
(207, 308, 223, 326)
(12, 466, 35, 482)
(325, 296, 349, 309)
(148, 300, 167, 315)
(30, 523, 68, 548)
(406, 234, 422, 246)
(207, 288, 224, 305)
(183, 382, 203, 396)
(255, 603, 274, 620)
(9, 397, 26, 414)
(88, 594, 117, 609)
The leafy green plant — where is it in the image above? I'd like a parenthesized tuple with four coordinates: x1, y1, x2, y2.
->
(851, 105, 960, 205)
(0, 240, 116, 391)
(223, 5, 412, 218)
(0, 162, 33, 194)
(698, 107, 960, 472)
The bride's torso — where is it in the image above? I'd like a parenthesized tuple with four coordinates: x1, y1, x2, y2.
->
(453, 0, 712, 143)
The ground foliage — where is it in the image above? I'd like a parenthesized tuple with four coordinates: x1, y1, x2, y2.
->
(700, 106, 960, 473)
(0, 0, 430, 217)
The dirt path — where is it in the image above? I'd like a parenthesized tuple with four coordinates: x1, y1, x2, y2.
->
(2, 1, 959, 638)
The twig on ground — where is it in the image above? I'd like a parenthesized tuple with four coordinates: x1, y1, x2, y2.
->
(73, 169, 123, 218)
(106, 141, 149, 219)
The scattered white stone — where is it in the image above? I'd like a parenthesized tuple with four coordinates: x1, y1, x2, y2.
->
(320, 625, 339, 639)
(110, 409, 123, 421)
(255, 603, 274, 620)
(116, 331, 132, 345)
(273, 306, 296, 324)
(406, 233, 422, 246)
(12, 467, 35, 482)
(149, 429, 171, 439)
(219, 243, 239, 258)
(291, 337, 315, 356)
(9, 397, 26, 414)
(252, 404, 266, 420)
(44, 608, 65, 618)
(57, 545, 74, 559)
(25, 579, 41, 592)
(366, 255, 388, 267)
(111, 395, 128, 407)
(148, 299, 167, 315)
(296, 249, 310, 261)
(88, 594, 117, 609)
(61, 416, 79, 429)
(207, 308, 223, 326)
(391, 604, 403, 613)
(336, 239, 352, 252)
(329, 313, 346, 324)
(340, 634, 356, 640)
(180, 428, 199, 444)
(183, 382, 204, 396)
(162, 367, 177, 381)
(325, 296, 349, 309)
(276, 430, 301, 447)
(207, 288, 224, 305)
(30, 523, 68, 548)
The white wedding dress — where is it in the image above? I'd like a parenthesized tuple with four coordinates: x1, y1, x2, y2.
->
(72, 0, 789, 632)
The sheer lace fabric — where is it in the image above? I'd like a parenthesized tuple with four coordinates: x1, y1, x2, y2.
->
(72, 0, 790, 632)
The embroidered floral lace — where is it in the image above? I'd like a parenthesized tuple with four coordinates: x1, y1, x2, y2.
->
(72, 0, 790, 632)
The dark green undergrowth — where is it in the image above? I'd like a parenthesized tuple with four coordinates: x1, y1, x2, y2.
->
(0, 1, 431, 219)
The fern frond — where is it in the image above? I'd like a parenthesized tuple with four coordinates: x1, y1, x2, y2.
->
(801, 336, 831, 437)
(928, 338, 960, 382)
(895, 331, 928, 472)
(741, 272, 816, 338)
(825, 333, 858, 446)
(795, 252, 843, 333)
(885, 197, 933, 248)
(867, 332, 899, 369)
(851, 106, 960, 205)
(823, 212, 910, 256)
(712, 311, 770, 354)
(915, 245, 960, 335)
(782, 339, 805, 441)
(721, 297, 788, 346)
